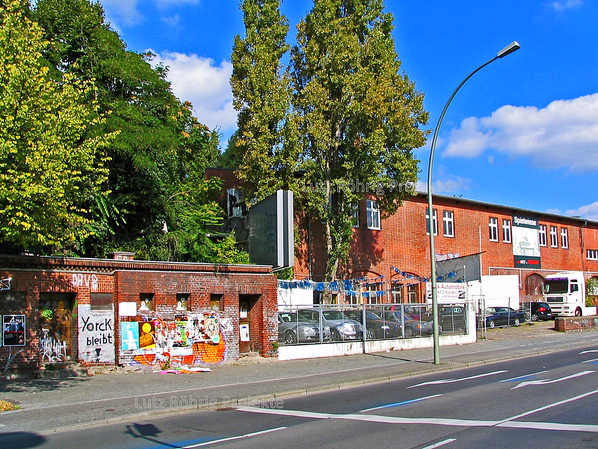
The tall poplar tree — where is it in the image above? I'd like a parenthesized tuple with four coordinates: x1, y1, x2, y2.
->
(231, 0, 301, 200)
(291, 0, 428, 281)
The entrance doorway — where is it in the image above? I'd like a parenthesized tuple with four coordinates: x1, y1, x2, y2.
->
(39, 292, 77, 363)
(238, 295, 260, 354)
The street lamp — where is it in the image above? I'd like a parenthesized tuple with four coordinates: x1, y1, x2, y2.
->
(427, 41, 520, 365)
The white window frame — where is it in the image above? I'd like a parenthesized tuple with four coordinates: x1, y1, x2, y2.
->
(588, 249, 598, 260)
(539, 224, 547, 247)
(366, 200, 380, 230)
(561, 227, 569, 249)
(426, 208, 438, 236)
(550, 226, 558, 248)
(443, 210, 454, 237)
(489, 217, 498, 242)
(502, 219, 511, 243)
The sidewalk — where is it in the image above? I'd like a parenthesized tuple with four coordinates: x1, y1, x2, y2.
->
(0, 322, 596, 435)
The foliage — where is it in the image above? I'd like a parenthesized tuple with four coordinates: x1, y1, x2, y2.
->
(232, 0, 429, 281)
(231, 0, 302, 200)
(586, 277, 598, 306)
(29, 0, 246, 263)
(0, 0, 112, 249)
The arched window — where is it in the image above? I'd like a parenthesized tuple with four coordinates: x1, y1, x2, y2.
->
(525, 273, 544, 298)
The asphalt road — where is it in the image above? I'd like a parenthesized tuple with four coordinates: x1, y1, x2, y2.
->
(7, 341, 598, 449)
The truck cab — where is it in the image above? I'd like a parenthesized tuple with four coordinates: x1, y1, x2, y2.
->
(543, 271, 585, 317)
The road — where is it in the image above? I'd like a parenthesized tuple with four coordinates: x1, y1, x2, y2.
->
(5, 342, 598, 449)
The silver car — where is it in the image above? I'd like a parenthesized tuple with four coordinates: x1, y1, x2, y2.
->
(278, 312, 331, 344)
(298, 309, 361, 341)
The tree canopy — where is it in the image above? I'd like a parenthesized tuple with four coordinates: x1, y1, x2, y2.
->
(0, 0, 112, 249)
(232, 0, 429, 280)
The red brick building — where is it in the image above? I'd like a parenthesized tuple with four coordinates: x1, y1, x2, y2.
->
(294, 192, 598, 303)
(0, 254, 277, 373)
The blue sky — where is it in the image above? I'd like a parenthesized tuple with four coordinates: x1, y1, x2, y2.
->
(98, 0, 598, 220)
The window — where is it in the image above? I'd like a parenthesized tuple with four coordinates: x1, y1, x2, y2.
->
(139, 293, 154, 311)
(426, 208, 438, 236)
(210, 294, 222, 311)
(365, 283, 383, 304)
(539, 224, 547, 247)
(366, 200, 380, 230)
(90, 293, 113, 311)
(561, 227, 569, 249)
(350, 201, 360, 228)
(443, 210, 454, 237)
(176, 293, 189, 311)
(502, 219, 512, 243)
(588, 249, 598, 260)
(550, 226, 558, 248)
(489, 217, 498, 241)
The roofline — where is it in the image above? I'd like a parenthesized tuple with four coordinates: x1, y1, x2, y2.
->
(415, 191, 598, 226)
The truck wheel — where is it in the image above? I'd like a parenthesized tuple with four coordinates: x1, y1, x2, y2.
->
(575, 308, 582, 317)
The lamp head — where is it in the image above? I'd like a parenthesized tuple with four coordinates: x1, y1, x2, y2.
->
(497, 41, 520, 58)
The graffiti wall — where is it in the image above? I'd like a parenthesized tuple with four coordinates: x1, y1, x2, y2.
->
(78, 304, 115, 364)
(39, 293, 75, 363)
(119, 312, 228, 368)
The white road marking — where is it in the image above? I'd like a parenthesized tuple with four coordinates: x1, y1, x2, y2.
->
(580, 350, 598, 354)
(407, 370, 508, 388)
(422, 439, 457, 449)
(499, 370, 547, 382)
(511, 370, 594, 390)
(182, 426, 287, 448)
(360, 394, 442, 412)
(237, 388, 598, 434)
(582, 357, 598, 364)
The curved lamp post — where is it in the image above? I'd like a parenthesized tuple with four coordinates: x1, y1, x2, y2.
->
(427, 42, 520, 365)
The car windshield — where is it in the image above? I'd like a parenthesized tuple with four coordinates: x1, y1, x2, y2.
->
(323, 311, 346, 321)
(544, 279, 568, 294)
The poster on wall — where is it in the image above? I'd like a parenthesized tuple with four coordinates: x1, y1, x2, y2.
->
(121, 322, 139, 350)
(138, 321, 156, 349)
(3, 314, 26, 346)
(512, 215, 541, 269)
(78, 304, 115, 364)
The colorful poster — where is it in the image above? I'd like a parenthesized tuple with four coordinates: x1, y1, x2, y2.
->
(138, 321, 156, 349)
(121, 322, 139, 350)
(3, 315, 25, 346)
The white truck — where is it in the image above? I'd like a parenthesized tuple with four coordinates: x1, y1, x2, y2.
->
(543, 271, 596, 317)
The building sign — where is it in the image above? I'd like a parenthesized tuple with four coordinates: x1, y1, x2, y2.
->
(512, 215, 541, 269)
(426, 282, 467, 304)
(3, 314, 25, 346)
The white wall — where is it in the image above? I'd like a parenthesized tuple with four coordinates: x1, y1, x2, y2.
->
(468, 275, 520, 311)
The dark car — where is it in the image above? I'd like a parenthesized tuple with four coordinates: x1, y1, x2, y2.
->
(439, 306, 467, 332)
(482, 307, 526, 328)
(384, 311, 433, 338)
(520, 302, 553, 321)
(343, 309, 400, 340)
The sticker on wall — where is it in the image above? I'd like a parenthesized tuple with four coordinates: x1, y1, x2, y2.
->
(3, 315, 25, 346)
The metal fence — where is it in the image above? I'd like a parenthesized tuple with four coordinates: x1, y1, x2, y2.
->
(277, 303, 469, 346)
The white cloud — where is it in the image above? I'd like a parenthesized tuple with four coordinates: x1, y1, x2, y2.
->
(151, 51, 237, 134)
(566, 202, 598, 221)
(443, 93, 598, 171)
(551, 0, 583, 11)
(417, 169, 472, 195)
(99, 0, 143, 27)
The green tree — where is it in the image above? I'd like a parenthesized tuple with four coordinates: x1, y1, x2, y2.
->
(231, 0, 301, 200)
(0, 0, 112, 249)
(33, 0, 229, 262)
(291, 0, 428, 281)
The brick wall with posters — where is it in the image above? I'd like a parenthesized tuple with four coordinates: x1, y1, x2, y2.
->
(0, 255, 277, 374)
(293, 192, 598, 303)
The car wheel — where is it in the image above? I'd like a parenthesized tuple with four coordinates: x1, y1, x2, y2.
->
(488, 320, 495, 329)
(531, 313, 539, 321)
(366, 328, 375, 340)
(575, 308, 582, 317)
(513, 318, 521, 326)
(404, 327, 414, 338)
(285, 331, 297, 345)
(331, 329, 341, 341)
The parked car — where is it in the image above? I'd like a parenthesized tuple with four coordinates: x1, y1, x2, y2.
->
(343, 309, 400, 339)
(277, 312, 331, 344)
(297, 309, 362, 341)
(384, 311, 433, 337)
(481, 307, 526, 328)
(439, 306, 467, 332)
(520, 302, 553, 321)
